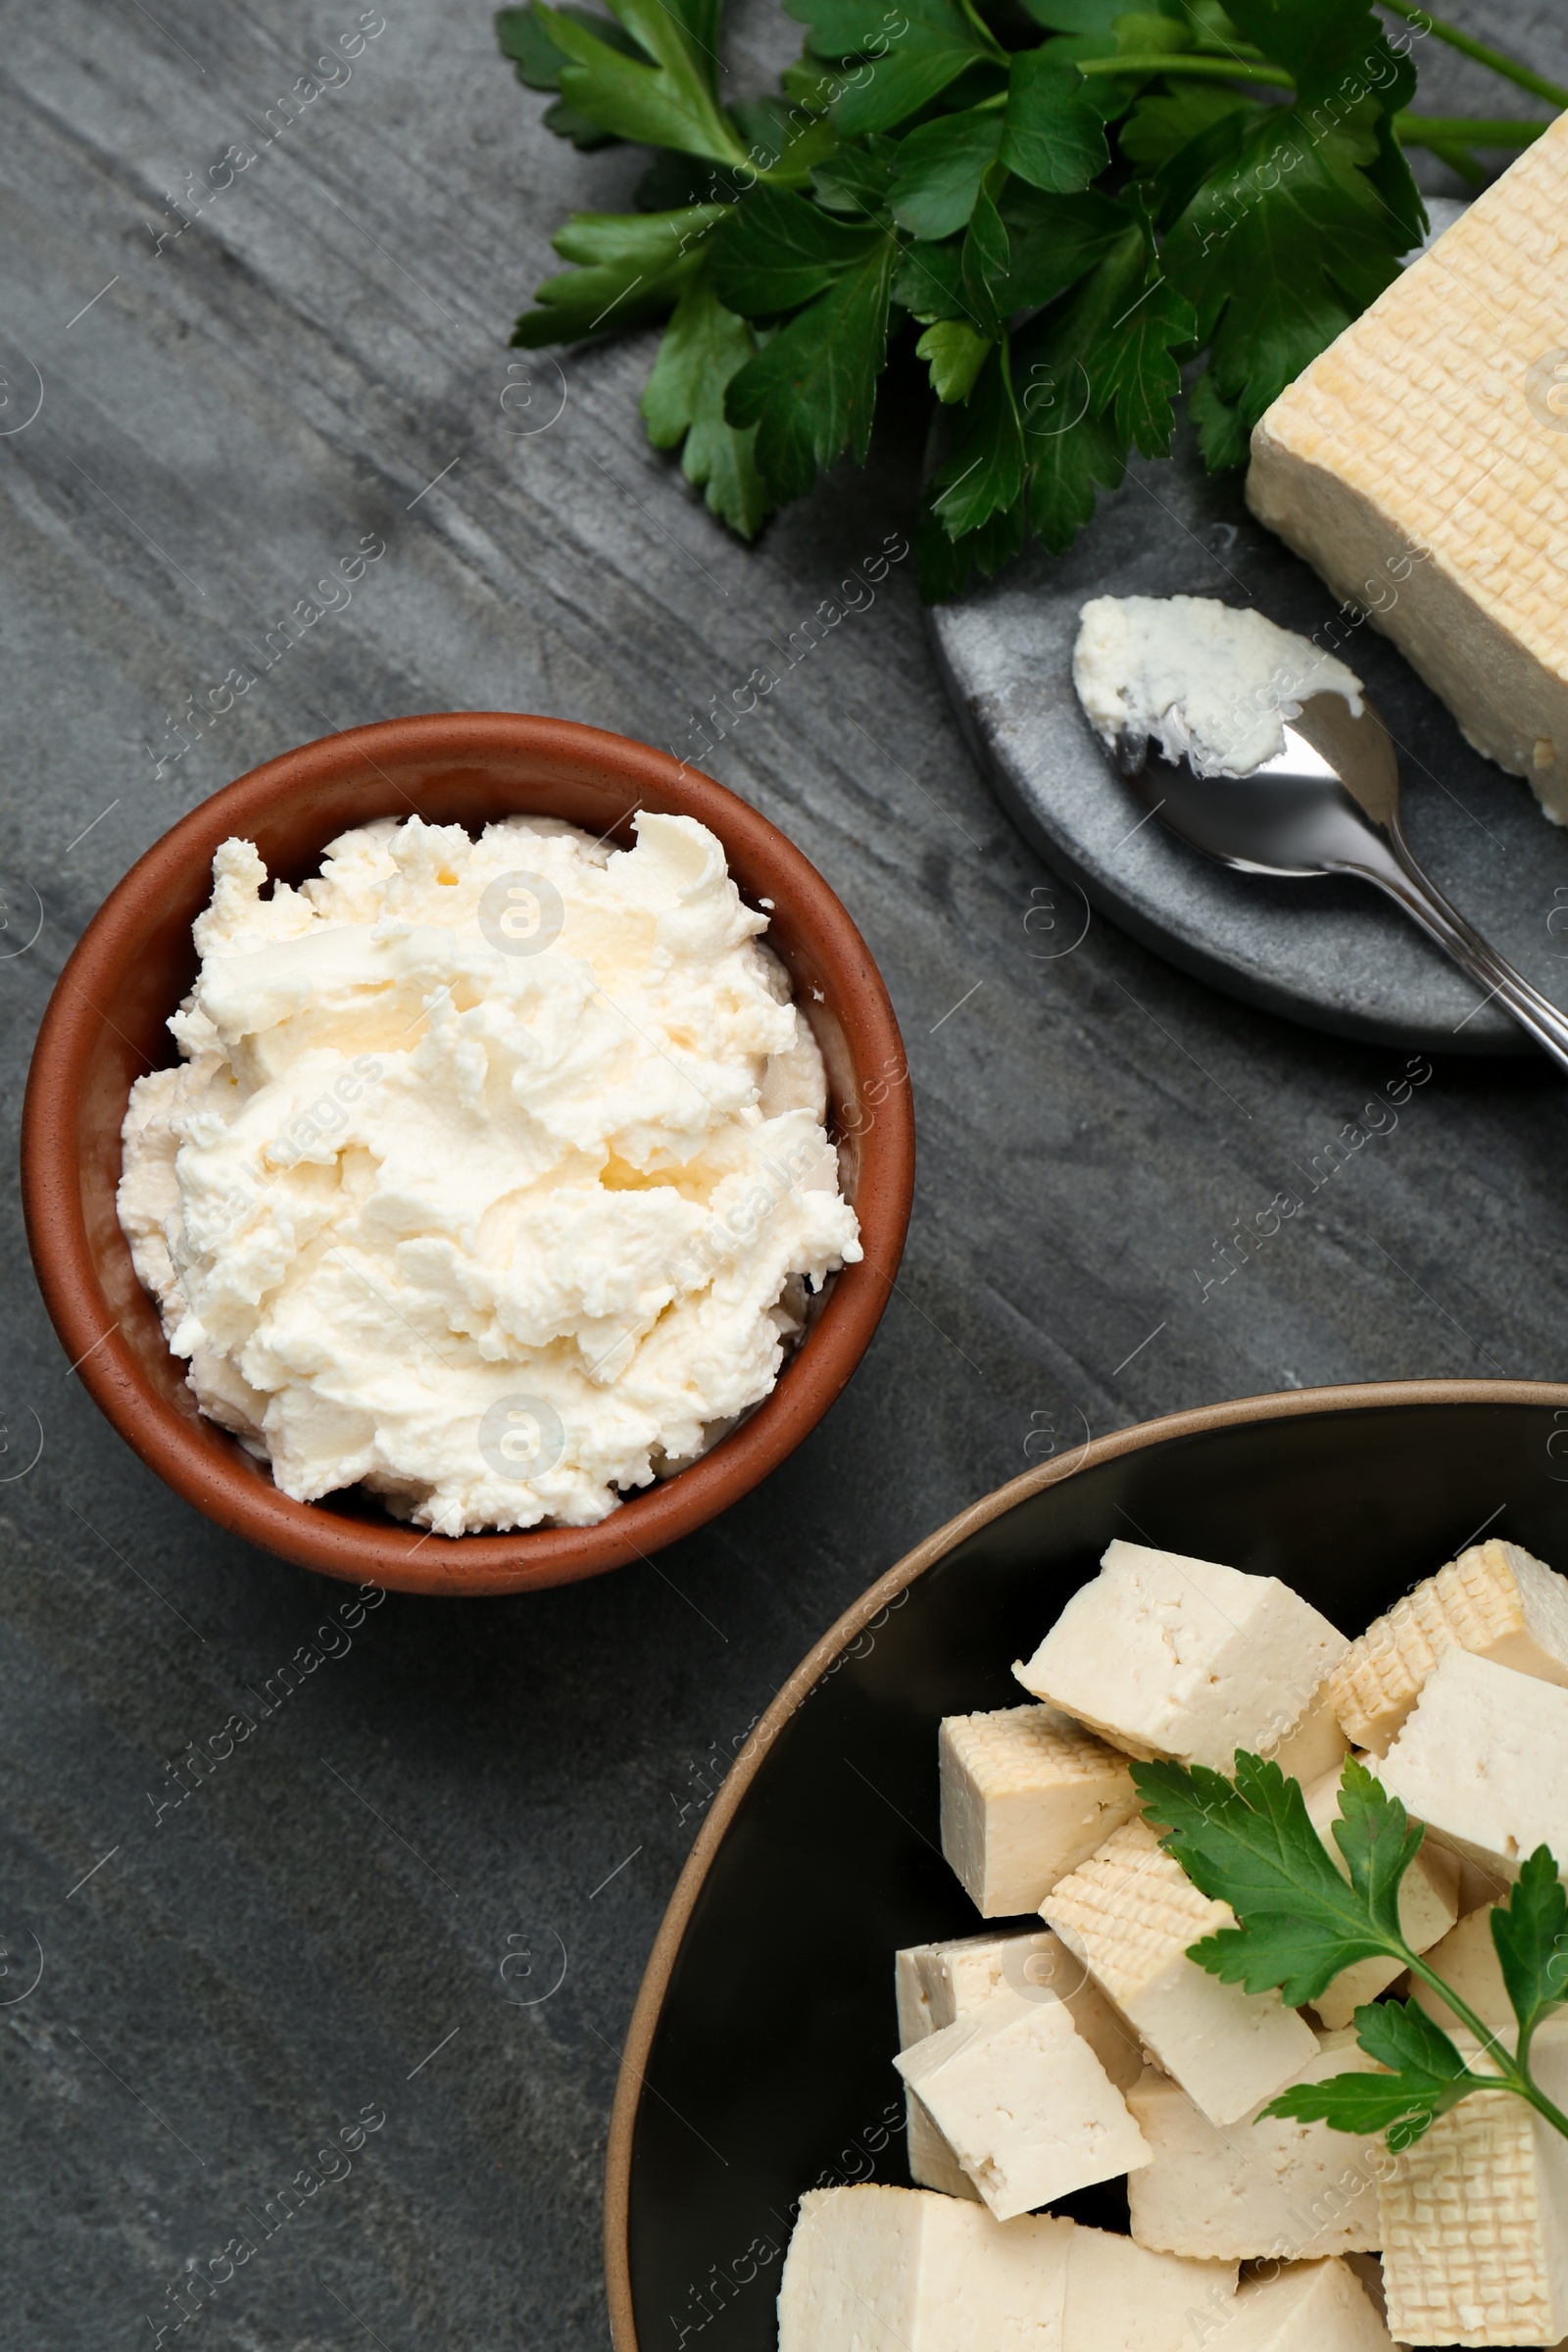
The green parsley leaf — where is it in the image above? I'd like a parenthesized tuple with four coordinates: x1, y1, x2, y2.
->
(711, 185, 884, 316)
(1221, 0, 1387, 106)
(888, 108, 1004, 238)
(1263, 2000, 1475, 2150)
(890, 235, 968, 319)
(927, 335, 1025, 529)
(1000, 48, 1111, 190)
(915, 485, 1026, 600)
(1118, 83, 1253, 171)
(497, 3, 642, 89)
(1133, 1751, 1419, 2006)
(916, 317, 993, 401)
(725, 238, 897, 498)
(959, 171, 1010, 335)
(1186, 366, 1250, 466)
(1161, 107, 1409, 433)
(641, 273, 772, 536)
(811, 135, 901, 213)
(789, 0, 1008, 135)
(1491, 1846, 1568, 2051)
(536, 0, 745, 164)
(496, 4, 647, 144)
(511, 206, 727, 346)
(1022, 395, 1127, 551)
(1000, 183, 1133, 307)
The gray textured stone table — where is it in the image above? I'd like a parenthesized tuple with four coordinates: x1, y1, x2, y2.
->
(2, 3, 1566, 2345)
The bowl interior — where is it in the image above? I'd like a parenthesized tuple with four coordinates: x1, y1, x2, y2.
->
(617, 1394, 1568, 2351)
(31, 717, 910, 1590)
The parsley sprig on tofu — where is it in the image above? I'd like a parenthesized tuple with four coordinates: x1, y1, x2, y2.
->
(1133, 1751, 1568, 2150)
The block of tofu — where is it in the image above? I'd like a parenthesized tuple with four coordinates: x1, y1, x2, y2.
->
(1061, 2223, 1237, 2352)
(777, 2186, 1238, 2352)
(1378, 2029, 1568, 2346)
(1014, 1542, 1348, 1771)
(940, 1706, 1139, 1916)
(1044, 1816, 1318, 2126)
(898, 1929, 1143, 2086)
(1214, 2258, 1396, 2350)
(1300, 1763, 1459, 2029)
(1378, 1646, 1568, 1880)
(894, 1990, 1149, 2220)
(777, 2184, 1074, 2351)
(1245, 116, 1568, 811)
(1126, 2033, 1384, 2259)
(1268, 1684, 1350, 1788)
(897, 1929, 1143, 2198)
(1325, 1541, 1568, 1753)
(1408, 1904, 1513, 2038)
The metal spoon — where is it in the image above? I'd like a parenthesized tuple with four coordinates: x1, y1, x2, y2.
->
(1111, 691, 1568, 1074)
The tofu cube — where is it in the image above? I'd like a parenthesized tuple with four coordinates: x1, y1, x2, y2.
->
(898, 1928, 1144, 2084)
(1378, 1647, 1568, 1880)
(1327, 1540, 1568, 1753)
(940, 1705, 1138, 1915)
(1408, 1904, 1513, 2037)
(896, 1929, 1141, 2201)
(1269, 1684, 1350, 1787)
(1061, 2222, 1238, 2352)
(1045, 1816, 1318, 2127)
(1215, 2258, 1397, 2349)
(777, 2190, 1237, 2352)
(894, 1989, 1149, 2220)
(1300, 1762, 1459, 2029)
(1013, 1542, 1348, 1770)
(1126, 2033, 1385, 2260)
(777, 2184, 1074, 2351)
(1378, 2030, 1568, 2346)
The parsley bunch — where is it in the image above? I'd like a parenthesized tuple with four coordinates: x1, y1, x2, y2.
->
(1134, 1751, 1568, 2151)
(496, 0, 1562, 601)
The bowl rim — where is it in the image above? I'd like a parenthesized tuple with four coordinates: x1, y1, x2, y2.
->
(21, 711, 915, 1597)
(602, 1371, 1568, 2348)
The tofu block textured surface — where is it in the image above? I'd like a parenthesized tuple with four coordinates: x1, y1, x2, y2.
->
(894, 1989, 1148, 2219)
(1126, 2034, 1384, 2260)
(1246, 119, 1568, 808)
(1377, 2032, 1568, 2346)
(1045, 1817, 1317, 2125)
(1326, 1541, 1568, 1752)
(940, 1704, 1138, 1915)
(1013, 1542, 1348, 1770)
(1378, 1646, 1568, 1879)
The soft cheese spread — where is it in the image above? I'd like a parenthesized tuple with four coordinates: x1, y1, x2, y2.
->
(118, 810, 861, 1535)
(1072, 595, 1364, 777)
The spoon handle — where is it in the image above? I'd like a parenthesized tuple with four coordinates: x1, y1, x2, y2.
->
(1350, 831, 1568, 1075)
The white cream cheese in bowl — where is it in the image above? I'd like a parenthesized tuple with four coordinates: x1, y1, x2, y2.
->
(117, 809, 862, 1536)
(1072, 595, 1364, 778)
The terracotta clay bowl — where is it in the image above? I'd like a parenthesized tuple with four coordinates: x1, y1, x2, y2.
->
(606, 1377, 1568, 2351)
(22, 713, 914, 1596)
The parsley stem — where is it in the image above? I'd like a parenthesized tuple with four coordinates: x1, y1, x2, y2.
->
(1379, 0, 1568, 112)
(1395, 112, 1550, 147)
(1075, 53, 1291, 86)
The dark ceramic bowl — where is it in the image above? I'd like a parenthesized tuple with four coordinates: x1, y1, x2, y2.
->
(607, 1378, 1568, 2351)
(21, 714, 914, 1596)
